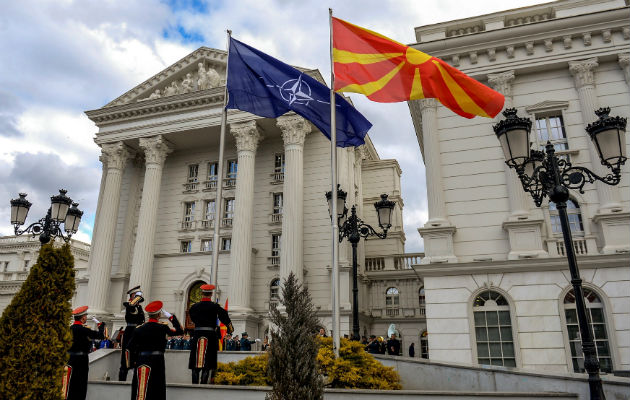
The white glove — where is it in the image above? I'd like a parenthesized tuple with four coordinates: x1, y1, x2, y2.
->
(162, 310, 172, 318)
(255, 338, 262, 343)
(92, 317, 100, 324)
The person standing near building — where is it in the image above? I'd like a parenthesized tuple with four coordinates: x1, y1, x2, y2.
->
(239, 332, 260, 351)
(62, 306, 106, 400)
(387, 333, 401, 356)
(188, 284, 233, 384)
(128, 300, 182, 400)
(408, 342, 415, 358)
(119, 286, 144, 381)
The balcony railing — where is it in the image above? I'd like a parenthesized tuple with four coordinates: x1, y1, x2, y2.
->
(183, 181, 199, 192)
(221, 217, 233, 228)
(223, 178, 236, 189)
(365, 252, 425, 272)
(271, 172, 284, 183)
(556, 238, 588, 256)
(545, 236, 594, 257)
(268, 256, 280, 266)
(200, 219, 214, 229)
(269, 213, 282, 224)
(203, 179, 217, 190)
(386, 308, 400, 317)
(180, 220, 196, 230)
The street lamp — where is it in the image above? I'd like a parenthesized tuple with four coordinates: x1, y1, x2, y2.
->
(326, 187, 395, 341)
(10, 189, 83, 245)
(494, 107, 626, 400)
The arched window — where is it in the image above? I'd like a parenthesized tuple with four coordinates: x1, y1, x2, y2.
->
(419, 287, 426, 315)
(270, 278, 280, 306)
(472, 290, 516, 367)
(420, 330, 429, 359)
(386, 287, 400, 316)
(549, 199, 583, 234)
(563, 288, 612, 373)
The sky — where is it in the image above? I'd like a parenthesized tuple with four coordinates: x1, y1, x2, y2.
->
(0, 0, 547, 251)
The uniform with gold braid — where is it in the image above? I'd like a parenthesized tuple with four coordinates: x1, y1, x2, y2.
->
(63, 306, 105, 400)
(188, 284, 233, 384)
(128, 300, 182, 400)
(119, 286, 145, 381)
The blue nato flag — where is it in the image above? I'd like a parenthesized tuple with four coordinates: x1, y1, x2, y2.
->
(226, 37, 371, 148)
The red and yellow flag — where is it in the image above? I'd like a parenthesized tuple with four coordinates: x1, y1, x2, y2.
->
(218, 298, 228, 351)
(332, 17, 504, 119)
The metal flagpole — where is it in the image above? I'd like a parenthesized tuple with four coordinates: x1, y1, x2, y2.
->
(328, 8, 341, 358)
(211, 29, 232, 302)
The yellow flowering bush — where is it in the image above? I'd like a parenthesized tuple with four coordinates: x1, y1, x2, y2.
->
(215, 353, 270, 386)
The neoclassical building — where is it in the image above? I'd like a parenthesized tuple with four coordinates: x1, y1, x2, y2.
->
(81, 49, 425, 344)
(409, 0, 629, 373)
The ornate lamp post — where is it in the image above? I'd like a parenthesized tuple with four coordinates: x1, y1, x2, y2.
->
(10, 189, 83, 245)
(494, 107, 626, 400)
(326, 186, 395, 340)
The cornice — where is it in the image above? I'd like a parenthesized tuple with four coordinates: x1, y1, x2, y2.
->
(361, 159, 402, 176)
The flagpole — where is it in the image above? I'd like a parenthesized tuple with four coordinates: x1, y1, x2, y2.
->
(211, 29, 232, 302)
(329, 8, 341, 359)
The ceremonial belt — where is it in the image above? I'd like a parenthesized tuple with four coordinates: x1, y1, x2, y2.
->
(194, 327, 215, 331)
(68, 351, 87, 356)
(139, 351, 164, 356)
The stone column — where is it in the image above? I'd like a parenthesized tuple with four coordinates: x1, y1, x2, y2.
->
(87, 142, 132, 315)
(569, 58, 621, 211)
(228, 121, 262, 313)
(128, 136, 173, 300)
(619, 53, 630, 87)
(488, 71, 531, 219)
(276, 114, 310, 283)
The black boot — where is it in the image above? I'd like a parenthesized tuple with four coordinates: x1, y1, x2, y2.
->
(200, 369, 211, 384)
(118, 368, 128, 382)
(192, 368, 200, 384)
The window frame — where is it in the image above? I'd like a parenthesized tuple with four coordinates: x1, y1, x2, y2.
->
(220, 237, 232, 252)
(226, 159, 238, 179)
(200, 238, 212, 252)
(187, 163, 200, 183)
(180, 240, 193, 253)
(270, 278, 280, 304)
(547, 198, 584, 236)
(532, 112, 569, 155)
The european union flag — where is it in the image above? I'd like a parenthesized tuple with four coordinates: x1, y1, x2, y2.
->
(226, 37, 371, 147)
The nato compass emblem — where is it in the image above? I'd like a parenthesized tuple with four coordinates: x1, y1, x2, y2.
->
(279, 74, 313, 106)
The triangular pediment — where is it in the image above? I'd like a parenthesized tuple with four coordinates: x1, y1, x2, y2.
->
(525, 100, 569, 114)
(104, 47, 228, 108)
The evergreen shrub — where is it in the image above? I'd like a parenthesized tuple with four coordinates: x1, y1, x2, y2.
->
(0, 243, 75, 400)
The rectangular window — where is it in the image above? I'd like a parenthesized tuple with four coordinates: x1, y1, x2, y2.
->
(226, 160, 238, 179)
(188, 164, 199, 183)
(24, 260, 30, 270)
(207, 162, 218, 181)
(274, 153, 285, 173)
(221, 237, 232, 251)
(204, 200, 215, 220)
(534, 114, 569, 156)
(271, 234, 281, 257)
(273, 193, 283, 215)
(180, 240, 192, 253)
(200, 239, 212, 252)
(224, 199, 234, 219)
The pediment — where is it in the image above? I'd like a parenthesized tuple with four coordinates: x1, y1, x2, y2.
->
(525, 100, 569, 114)
(104, 47, 228, 108)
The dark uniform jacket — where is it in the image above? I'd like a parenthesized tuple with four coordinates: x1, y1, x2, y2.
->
(128, 316, 183, 400)
(365, 340, 380, 354)
(387, 338, 401, 355)
(240, 337, 256, 351)
(121, 302, 144, 369)
(188, 299, 232, 370)
(64, 321, 105, 400)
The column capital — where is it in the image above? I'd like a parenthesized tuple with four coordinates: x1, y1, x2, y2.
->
(355, 145, 368, 162)
(100, 142, 133, 170)
(488, 70, 515, 96)
(418, 98, 438, 112)
(618, 53, 630, 85)
(569, 58, 599, 88)
(231, 121, 263, 152)
(277, 114, 311, 147)
(139, 135, 174, 165)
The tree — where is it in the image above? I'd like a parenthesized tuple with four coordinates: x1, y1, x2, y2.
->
(266, 272, 323, 400)
(0, 243, 75, 399)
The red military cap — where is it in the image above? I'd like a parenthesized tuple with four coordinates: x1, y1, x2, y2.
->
(200, 284, 215, 292)
(72, 306, 89, 316)
(144, 301, 163, 314)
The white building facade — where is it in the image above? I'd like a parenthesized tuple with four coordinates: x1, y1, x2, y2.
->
(410, 0, 629, 373)
(82, 48, 423, 342)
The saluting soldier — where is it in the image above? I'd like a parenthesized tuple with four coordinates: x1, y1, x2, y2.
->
(188, 284, 233, 384)
(128, 300, 182, 400)
(62, 306, 106, 400)
(119, 286, 145, 381)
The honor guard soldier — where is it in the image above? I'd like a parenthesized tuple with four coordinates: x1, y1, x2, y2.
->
(188, 284, 233, 384)
(128, 300, 182, 400)
(119, 286, 145, 381)
(62, 306, 106, 400)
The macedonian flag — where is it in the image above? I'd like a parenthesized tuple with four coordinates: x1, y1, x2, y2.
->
(332, 17, 504, 119)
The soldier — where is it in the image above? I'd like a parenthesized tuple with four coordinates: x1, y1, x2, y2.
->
(128, 300, 182, 400)
(62, 306, 106, 400)
(119, 285, 145, 381)
(188, 284, 233, 384)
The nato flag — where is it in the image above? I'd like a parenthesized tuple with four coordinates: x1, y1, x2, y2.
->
(226, 37, 371, 147)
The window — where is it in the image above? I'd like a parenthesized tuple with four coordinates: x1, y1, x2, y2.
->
(419, 287, 426, 315)
(188, 164, 199, 183)
(221, 237, 231, 251)
(223, 198, 235, 227)
(180, 240, 192, 253)
(204, 200, 215, 220)
(533, 114, 569, 153)
(270, 278, 280, 303)
(183, 201, 195, 229)
(226, 160, 238, 179)
(207, 162, 218, 181)
(386, 287, 400, 316)
(564, 288, 613, 373)
(24, 260, 30, 270)
(420, 331, 429, 359)
(200, 239, 212, 252)
(549, 199, 583, 234)
(473, 290, 516, 367)
(273, 193, 283, 215)
(275, 153, 285, 173)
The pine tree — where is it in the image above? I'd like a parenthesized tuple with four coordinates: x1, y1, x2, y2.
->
(266, 272, 323, 400)
(0, 243, 75, 400)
